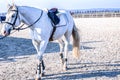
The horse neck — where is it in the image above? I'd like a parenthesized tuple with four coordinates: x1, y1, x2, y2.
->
(18, 6, 43, 25)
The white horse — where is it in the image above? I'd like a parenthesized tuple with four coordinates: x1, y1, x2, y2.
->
(1, 4, 80, 80)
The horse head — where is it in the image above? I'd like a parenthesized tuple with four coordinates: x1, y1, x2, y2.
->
(1, 4, 21, 36)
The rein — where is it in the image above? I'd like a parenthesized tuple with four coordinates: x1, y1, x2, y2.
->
(0, 9, 43, 39)
(0, 35, 7, 39)
(0, 30, 18, 39)
(3, 9, 18, 30)
(14, 10, 43, 30)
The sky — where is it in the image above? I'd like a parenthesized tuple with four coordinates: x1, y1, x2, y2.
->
(0, 0, 120, 12)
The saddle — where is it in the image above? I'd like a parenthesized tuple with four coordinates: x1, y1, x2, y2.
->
(48, 8, 60, 25)
(47, 8, 67, 41)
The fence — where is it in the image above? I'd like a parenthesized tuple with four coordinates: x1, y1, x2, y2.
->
(70, 9, 120, 18)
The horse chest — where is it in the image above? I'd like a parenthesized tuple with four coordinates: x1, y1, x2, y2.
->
(30, 28, 51, 41)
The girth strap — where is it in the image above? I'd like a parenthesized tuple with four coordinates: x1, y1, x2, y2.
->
(49, 26, 56, 41)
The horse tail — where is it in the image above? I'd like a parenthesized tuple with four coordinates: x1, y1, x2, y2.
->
(72, 23, 80, 59)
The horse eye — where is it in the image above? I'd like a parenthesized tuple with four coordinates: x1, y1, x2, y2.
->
(12, 15, 15, 18)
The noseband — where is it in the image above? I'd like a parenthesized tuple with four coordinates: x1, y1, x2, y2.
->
(3, 9, 19, 30)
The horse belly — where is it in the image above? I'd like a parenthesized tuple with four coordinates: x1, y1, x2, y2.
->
(53, 26, 67, 40)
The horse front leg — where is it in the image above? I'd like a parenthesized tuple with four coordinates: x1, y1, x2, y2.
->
(36, 60, 45, 80)
(32, 40, 48, 80)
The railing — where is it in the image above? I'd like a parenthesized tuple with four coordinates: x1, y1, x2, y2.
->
(72, 12, 120, 18)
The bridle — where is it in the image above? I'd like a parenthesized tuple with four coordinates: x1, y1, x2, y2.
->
(3, 8, 19, 30)
(0, 8, 19, 39)
(4, 6, 43, 31)
(0, 6, 43, 39)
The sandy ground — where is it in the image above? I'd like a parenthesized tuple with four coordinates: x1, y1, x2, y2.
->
(0, 18, 120, 80)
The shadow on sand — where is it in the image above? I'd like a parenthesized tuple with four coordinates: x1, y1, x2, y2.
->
(0, 36, 100, 61)
(0, 36, 119, 79)
(43, 61, 120, 80)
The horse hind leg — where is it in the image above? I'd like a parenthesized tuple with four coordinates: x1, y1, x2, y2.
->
(58, 39, 64, 64)
(60, 35, 70, 71)
(58, 38, 68, 71)
(63, 37, 69, 71)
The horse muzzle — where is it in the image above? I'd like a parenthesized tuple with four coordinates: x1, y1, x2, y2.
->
(2, 29, 11, 36)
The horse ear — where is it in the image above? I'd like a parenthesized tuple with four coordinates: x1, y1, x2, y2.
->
(12, 2, 15, 6)
(12, 3, 17, 10)
(7, 4, 11, 9)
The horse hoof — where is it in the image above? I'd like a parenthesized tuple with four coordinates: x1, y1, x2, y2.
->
(35, 77, 41, 80)
(63, 66, 68, 71)
(41, 72, 45, 77)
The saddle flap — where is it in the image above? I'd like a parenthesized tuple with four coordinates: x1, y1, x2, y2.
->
(48, 8, 60, 25)
(56, 12, 67, 27)
(48, 9, 67, 26)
